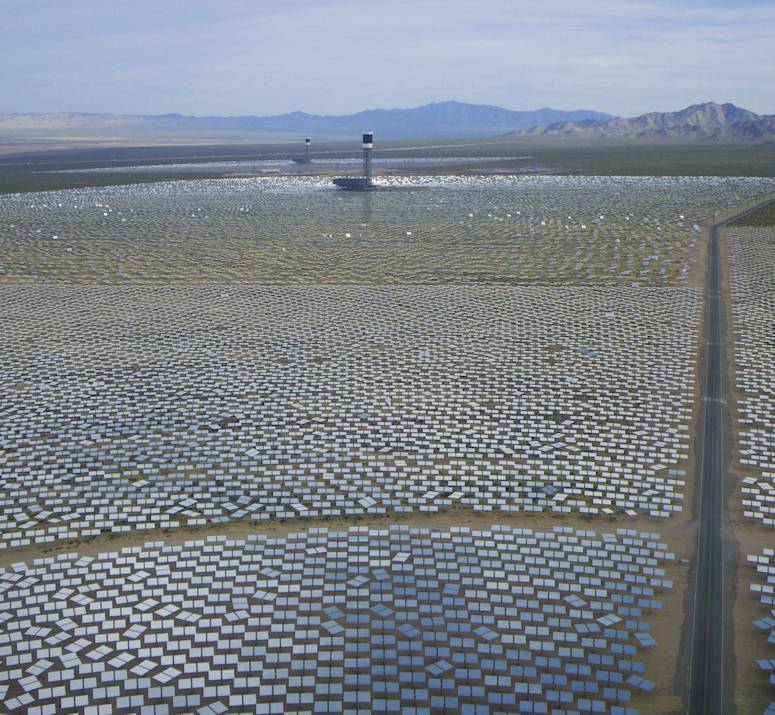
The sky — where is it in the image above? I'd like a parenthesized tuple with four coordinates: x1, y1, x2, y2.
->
(1, 0, 774, 118)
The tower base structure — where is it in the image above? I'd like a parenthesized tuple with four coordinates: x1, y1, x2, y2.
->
(332, 177, 376, 191)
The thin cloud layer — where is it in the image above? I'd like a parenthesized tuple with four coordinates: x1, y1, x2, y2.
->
(1, 0, 773, 116)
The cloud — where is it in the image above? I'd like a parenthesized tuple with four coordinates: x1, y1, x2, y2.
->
(0, 0, 773, 116)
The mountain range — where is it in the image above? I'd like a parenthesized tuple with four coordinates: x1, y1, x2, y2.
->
(520, 102, 775, 141)
(0, 102, 610, 140)
(0, 101, 772, 143)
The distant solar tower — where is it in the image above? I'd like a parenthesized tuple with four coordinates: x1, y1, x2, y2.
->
(305, 137, 311, 163)
(362, 132, 373, 183)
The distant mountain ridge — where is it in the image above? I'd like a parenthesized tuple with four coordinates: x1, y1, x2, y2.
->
(519, 102, 775, 141)
(0, 101, 612, 140)
(2, 101, 771, 143)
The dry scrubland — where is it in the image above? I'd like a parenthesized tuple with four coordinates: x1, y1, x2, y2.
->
(0, 174, 774, 714)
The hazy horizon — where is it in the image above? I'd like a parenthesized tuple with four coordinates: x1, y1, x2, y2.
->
(0, 98, 766, 120)
(2, 0, 774, 118)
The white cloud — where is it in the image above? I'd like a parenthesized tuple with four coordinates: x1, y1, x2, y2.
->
(0, 0, 773, 116)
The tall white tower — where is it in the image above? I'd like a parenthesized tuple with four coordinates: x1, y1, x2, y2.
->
(362, 132, 373, 183)
(305, 137, 311, 163)
(332, 131, 376, 190)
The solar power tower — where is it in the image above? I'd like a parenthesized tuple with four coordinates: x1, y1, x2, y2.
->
(333, 131, 375, 190)
(305, 137, 311, 163)
(362, 131, 373, 182)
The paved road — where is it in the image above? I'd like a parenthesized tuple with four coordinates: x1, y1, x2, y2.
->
(687, 199, 775, 715)
(688, 217, 726, 715)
